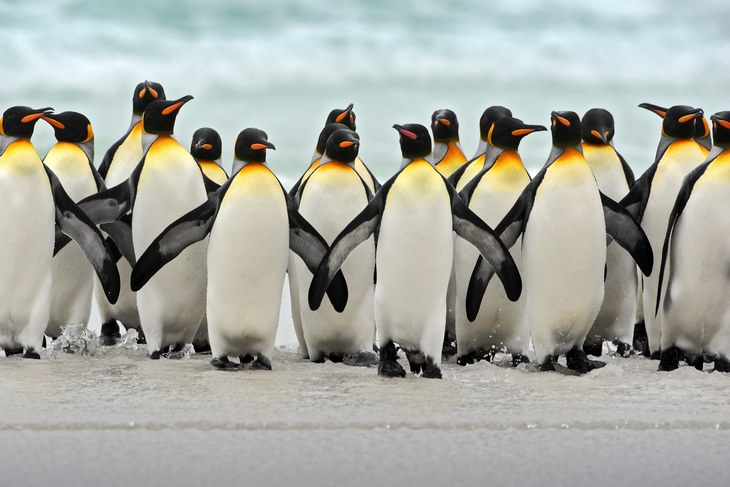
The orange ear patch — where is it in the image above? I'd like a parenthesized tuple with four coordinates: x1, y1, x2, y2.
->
(398, 128, 417, 140)
(149, 87, 159, 98)
(84, 124, 94, 142)
(138, 88, 147, 99)
(201, 143, 213, 150)
(438, 118, 451, 126)
(339, 140, 356, 148)
(717, 119, 730, 129)
(161, 100, 185, 116)
(335, 111, 348, 123)
(678, 113, 698, 123)
(42, 116, 65, 129)
(250, 143, 269, 150)
(556, 114, 571, 127)
(512, 128, 535, 136)
(21, 112, 45, 123)
(590, 129, 603, 140)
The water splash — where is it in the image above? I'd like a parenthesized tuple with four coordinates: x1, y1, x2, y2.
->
(47, 324, 99, 358)
(165, 344, 194, 360)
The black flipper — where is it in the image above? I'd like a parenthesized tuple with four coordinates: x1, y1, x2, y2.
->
(53, 226, 71, 256)
(446, 181, 521, 302)
(100, 213, 136, 266)
(307, 180, 392, 311)
(286, 194, 349, 312)
(600, 192, 653, 276)
(464, 168, 544, 322)
(98, 130, 130, 179)
(616, 150, 635, 187)
(359, 158, 381, 192)
(130, 186, 225, 292)
(202, 174, 221, 194)
(77, 158, 144, 225)
(654, 154, 718, 315)
(446, 158, 474, 188)
(619, 163, 658, 223)
(44, 166, 120, 304)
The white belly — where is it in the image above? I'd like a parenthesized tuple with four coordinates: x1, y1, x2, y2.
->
(294, 164, 375, 359)
(523, 155, 606, 362)
(0, 141, 54, 351)
(132, 137, 208, 351)
(206, 171, 289, 360)
(375, 162, 452, 361)
(641, 140, 707, 353)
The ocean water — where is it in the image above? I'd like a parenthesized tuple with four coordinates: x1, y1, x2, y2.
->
(3, 0, 730, 184)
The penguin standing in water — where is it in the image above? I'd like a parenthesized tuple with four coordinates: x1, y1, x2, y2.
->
(449, 106, 513, 192)
(466, 111, 652, 373)
(293, 129, 376, 363)
(580, 108, 638, 357)
(309, 123, 522, 379)
(655, 111, 730, 372)
(620, 104, 707, 358)
(0, 106, 119, 357)
(191, 127, 228, 188)
(42, 111, 104, 339)
(79, 96, 209, 358)
(454, 117, 546, 366)
(95, 80, 166, 345)
(130, 129, 348, 370)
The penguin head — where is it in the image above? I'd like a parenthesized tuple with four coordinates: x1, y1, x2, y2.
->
(431, 108, 460, 143)
(550, 111, 582, 148)
(581, 108, 615, 145)
(324, 129, 360, 164)
(639, 103, 703, 139)
(41, 111, 94, 143)
(190, 127, 222, 161)
(315, 123, 350, 156)
(132, 80, 166, 116)
(695, 114, 711, 140)
(393, 123, 431, 159)
(0, 106, 53, 139)
(326, 103, 356, 130)
(142, 95, 193, 135)
(489, 117, 547, 151)
(234, 128, 275, 163)
(479, 106, 512, 142)
(711, 112, 730, 148)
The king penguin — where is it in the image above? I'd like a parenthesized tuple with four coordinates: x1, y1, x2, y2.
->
(293, 129, 376, 363)
(580, 108, 638, 357)
(465, 111, 652, 373)
(78, 95, 210, 358)
(95, 80, 166, 346)
(0, 106, 119, 358)
(41, 111, 105, 339)
(191, 127, 228, 189)
(620, 103, 707, 358)
(129, 128, 348, 369)
(654, 111, 730, 372)
(308, 123, 522, 379)
(454, 117, 546, 366)
(431, 108, 467, 178)
(449, 106, 513, 192)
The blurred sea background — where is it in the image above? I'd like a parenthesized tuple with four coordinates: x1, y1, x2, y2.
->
(3, 0, 730, 186)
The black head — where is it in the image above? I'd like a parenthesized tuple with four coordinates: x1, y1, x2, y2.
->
(142, 95, 193, 135)
(325, 103, 356, 130)
(132, 81, 166, 116)
(0, 106, 53, 139)
(711, 111, 730, 148)
(316, 122, 350, 155)
(234, 128, 275, 163)
(581, 108, 615, 145)
(431, 108, 460, 143)
(324, 129, 360, 164)
(190, 127, 222, 160)
(550, 111, 582, 148)
(479, 105, 513, 141)
(393, 123, 431, 159)
(489, 117, 547, 151)
(41, 111, 94, 143)
(639, 103, 702, 139)
(695, 114, 711, 139)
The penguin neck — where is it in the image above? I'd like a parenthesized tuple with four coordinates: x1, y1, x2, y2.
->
(472, 138, 489, 159)
(546, 144, 582, 168)
(129, 113, 143, 132)
(318, 154, 355, 169)
(482, 144, 504, 172)
(141, 132, 160, 154)
(76, 139, 94, 164)
(311, 149, 323, 164)
(232, 158, 266, 175)
(400, 155, 432, 170)
(0, 134, 20, 158)
(696, 134, 712, 152)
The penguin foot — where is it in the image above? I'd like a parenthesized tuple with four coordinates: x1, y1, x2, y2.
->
(211, 356, 241, 370)
(538, 356, 557, 372)
(511, 354, 530, 367)
(633, 320, 650, 357)
(613, 341, 633, 358)
(135, 329, 147, 345)
(691, 356, 704, 371)
(343, 351, 379, 367)
(658, 346, 680, 372)
(240, 354, 254, 364)
(457, 352, 477, 366)
(193, 341, 212, 355)
(421, 356, 442, 379)
(378, 341, 406, 378)
(441, 331, 457, 359)
(251, 355, 272, 371)
(405, 351, 424, 375)
(149, 350, 162, 360)
(99, 320, 121, 346)
(582, 340, 603, 357)
(714, 356, 730, 373)
(566, 347, 606, 374)
(4, 347, 24, 356)
(23, 348, 41, 360)
(372, 343, 379, 354)
(42, 336, 47, 349)
(311, 353, 326, 364)
(328, 353, 344, 364)
(650, 351, 661, 360)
